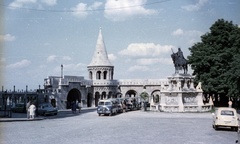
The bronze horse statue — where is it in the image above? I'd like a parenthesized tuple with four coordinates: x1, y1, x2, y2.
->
(171, 48, 188, 74)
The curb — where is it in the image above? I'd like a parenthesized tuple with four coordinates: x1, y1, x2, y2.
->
(0, 107, 97, 122)
(0, 117, 45, 122)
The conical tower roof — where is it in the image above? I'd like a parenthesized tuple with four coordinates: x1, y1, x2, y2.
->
(88, 28, 113, 67)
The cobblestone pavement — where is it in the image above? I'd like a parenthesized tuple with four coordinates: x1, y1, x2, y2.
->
(0, 110, 238, 144)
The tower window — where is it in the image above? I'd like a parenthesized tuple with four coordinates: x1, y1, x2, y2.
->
(103, 71, 107, 79)
(97, 71, 101, 79)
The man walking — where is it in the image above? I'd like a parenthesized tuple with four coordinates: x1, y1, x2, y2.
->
(28, 103, 36, 119)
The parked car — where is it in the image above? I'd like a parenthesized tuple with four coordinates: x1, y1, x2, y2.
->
(113, 98, 124, 113)
(123, 98, 141, 111)
(11, 103, 26, 113)
(97, 99, 118, 116)
(212, 107, 238, 131)
(37, 103, 58, 116)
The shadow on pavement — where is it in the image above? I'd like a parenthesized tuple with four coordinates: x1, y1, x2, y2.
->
(0, 108, 97, 122)
(48, 108, 97, 119)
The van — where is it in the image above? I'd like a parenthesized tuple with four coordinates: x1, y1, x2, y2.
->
(97, 99, 118, 116)
(212, 107, 239, 131)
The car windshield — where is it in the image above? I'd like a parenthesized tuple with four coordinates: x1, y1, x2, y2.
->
(98, 102, 104, 106)
(40, 104, 52, 108)
(221, 110, 234, 116)
(105, 102, 111, 105)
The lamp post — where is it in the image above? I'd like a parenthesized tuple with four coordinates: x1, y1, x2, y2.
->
(36, 85, 40, 117)
(61, 64, 63, 78)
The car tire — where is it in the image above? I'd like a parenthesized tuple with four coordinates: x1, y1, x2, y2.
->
(98, 114, 101, 116)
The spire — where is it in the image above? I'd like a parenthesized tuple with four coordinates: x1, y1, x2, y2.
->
(88, 28, 113, 67)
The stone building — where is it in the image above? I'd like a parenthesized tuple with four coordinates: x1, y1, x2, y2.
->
(43, 28, 212, 112)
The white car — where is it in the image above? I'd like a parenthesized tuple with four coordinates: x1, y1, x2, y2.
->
(212, 107, 238, 131)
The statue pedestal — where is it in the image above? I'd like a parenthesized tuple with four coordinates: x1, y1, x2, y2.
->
(157, 73, 212, 112)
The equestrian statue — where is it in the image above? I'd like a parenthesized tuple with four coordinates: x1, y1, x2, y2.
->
(171, 48, 188, 74)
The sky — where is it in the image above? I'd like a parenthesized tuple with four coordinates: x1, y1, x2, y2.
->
(0, 0, 240, 91)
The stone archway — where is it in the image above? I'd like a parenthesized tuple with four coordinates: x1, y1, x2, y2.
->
(115, 92, 122, 98)
(66, 88, 81, 109)
(125, 90, 137, 98)
(151, 90, 161, 103)
(102, 91, 106, 99)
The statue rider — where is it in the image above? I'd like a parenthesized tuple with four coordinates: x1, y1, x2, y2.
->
(176, 48, 184, 65)
(171, 47, 188, 74)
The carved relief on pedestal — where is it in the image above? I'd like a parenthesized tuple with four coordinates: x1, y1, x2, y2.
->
(182, 95, 197, 105)
(165, 96, 178, 105)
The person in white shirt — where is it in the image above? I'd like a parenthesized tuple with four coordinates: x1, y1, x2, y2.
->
(28, 103, 36, 119)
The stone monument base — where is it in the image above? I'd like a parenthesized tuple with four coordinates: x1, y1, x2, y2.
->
(150, 73, 213, 112)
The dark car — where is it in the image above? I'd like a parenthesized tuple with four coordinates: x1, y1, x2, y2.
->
(37, 103, 58, 116)
(97, 99, 118, 116)
(11, 103, 26, 113)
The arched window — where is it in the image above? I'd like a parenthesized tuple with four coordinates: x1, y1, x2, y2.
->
(103, 71, 107, 79)
(89, 71, 93, 80)
(96, 71, 101, 79)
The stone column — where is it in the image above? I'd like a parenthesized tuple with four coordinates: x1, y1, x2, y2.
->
(159, 93, 166, 111)
(177, 92, 184, 112)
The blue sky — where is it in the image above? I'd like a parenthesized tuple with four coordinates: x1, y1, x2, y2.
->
(0, 0, 240, 90)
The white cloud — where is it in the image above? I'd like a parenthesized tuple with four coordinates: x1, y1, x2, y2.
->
(181, 0, 208, 11)
(172, 29, 184, 36)
(108, 54, 117, 61)
(119, 43, 172, 57)
(128, 65, 148, 72)
(172, 29, 203, 37)
(9, 0, 37, 8)
(0, 34, 16, 42)
(89, 2, 103, 10)
(7, 59, 31, 69)
(172, 29, 203, 45)
(71, 2, 103, 18)
(41, 0, 57, 6)
(104, 0, 157, 21)
(71, 3, 88, 18)
(47, 55, 57, 63)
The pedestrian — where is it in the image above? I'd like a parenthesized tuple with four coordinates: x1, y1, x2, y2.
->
(78, 101, 82, 113)
(72, 101, 77, 114)
(28, 103, 36, 119)
(26, 101, 31, 119)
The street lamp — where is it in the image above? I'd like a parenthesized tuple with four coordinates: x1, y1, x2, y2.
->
(36, 85, 40, 117)
(61, 64, 63, 78)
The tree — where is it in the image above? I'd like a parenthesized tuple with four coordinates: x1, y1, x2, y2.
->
(140, 91, 149, 101)
(187, 19, 240, 105)
(140, 91, 149, 111)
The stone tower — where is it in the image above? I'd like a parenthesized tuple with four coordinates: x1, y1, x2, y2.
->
(87, 28, 114, 80)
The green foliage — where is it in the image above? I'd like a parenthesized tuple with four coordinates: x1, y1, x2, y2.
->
(140, 92, 149, 101)
(187, 19, 240, 98)
(153, 94, 160, 103)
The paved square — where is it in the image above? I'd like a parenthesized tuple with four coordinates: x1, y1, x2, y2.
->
(0, 110, 237, 144)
